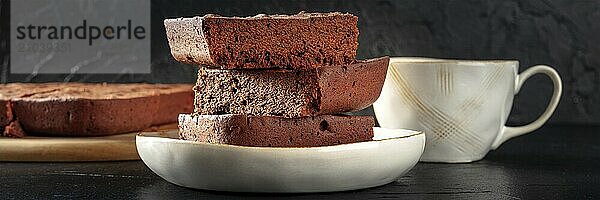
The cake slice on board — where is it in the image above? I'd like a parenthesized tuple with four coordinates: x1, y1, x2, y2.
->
(0, 83, 193, 137)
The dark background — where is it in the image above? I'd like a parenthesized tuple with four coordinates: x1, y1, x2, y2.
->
(1, 0, 598, 125)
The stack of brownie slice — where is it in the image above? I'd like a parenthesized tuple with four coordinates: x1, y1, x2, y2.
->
(165, 12, 389, 147)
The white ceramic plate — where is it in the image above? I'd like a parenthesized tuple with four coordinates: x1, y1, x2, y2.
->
(136, 127, 425, 193)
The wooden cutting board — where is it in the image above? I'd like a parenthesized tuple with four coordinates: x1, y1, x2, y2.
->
(0, 124, 177, 162)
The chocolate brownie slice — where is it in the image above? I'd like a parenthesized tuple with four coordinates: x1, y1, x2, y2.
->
(0, 101, 6, 133)
(194, 57, 389, 118)
(178, 114, 374, 147)
(0, 83, 193, 137)
(164, 12, 358, 69)
(0, 83, 64, 136)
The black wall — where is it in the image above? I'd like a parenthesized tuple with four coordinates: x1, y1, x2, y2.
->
(1, 0, 599, 125)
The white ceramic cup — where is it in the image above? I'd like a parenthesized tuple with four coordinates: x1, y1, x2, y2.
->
(373, 57, 562, 163)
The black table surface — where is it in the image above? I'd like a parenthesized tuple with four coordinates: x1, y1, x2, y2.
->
(2, 125, 599, 199)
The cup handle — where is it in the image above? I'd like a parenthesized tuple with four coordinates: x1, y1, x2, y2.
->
(491, 65, 562, 150)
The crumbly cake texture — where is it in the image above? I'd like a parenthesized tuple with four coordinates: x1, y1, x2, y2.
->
(193, 57, 389, 118)
(178, 114, 374, 147)
(0, 83, 193, 137)
(164, 12, 359, 69)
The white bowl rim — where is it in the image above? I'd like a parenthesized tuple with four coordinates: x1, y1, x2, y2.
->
(136, 127, 423, 150)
